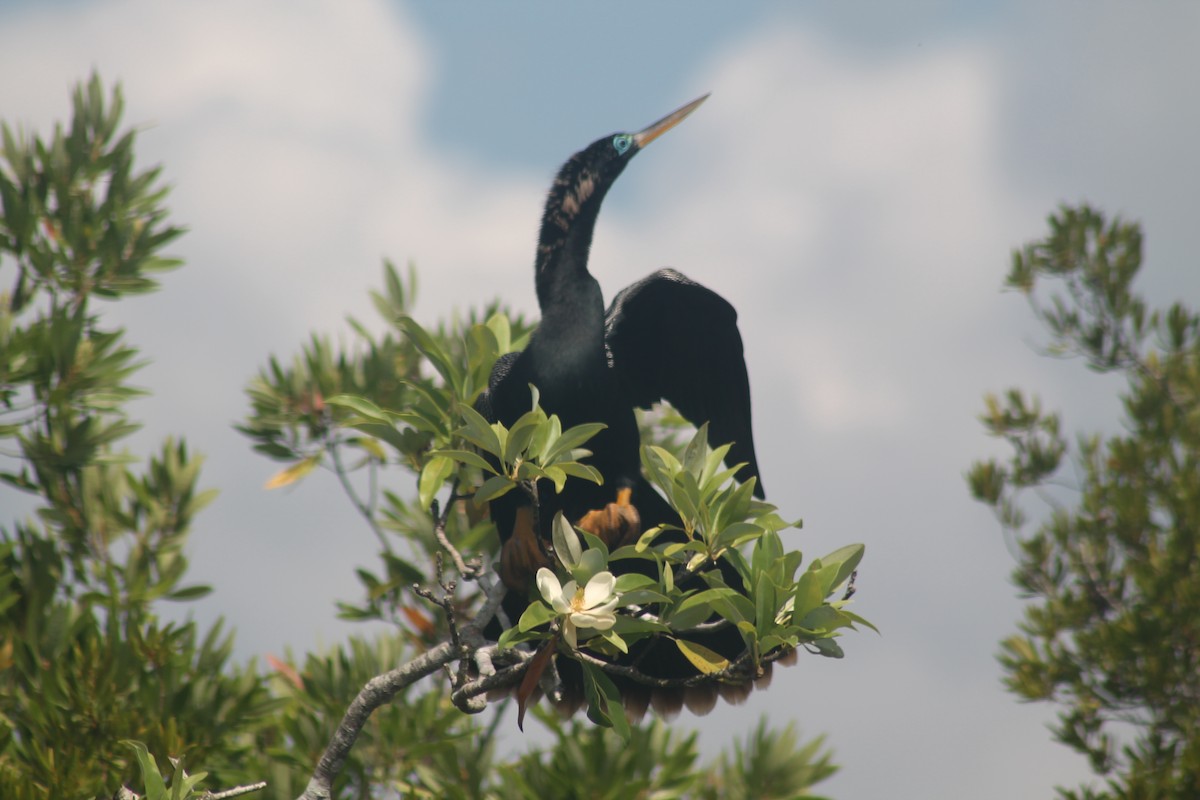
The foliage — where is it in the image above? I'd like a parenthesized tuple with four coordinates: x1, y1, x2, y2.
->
(0, 73, 277, 799)
(2, 75, 847, 799)
(700, 718, 838, 800)
(968, 205, 1200, 799)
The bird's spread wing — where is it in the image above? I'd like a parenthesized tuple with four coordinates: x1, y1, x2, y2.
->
(605, 268, 764, 497)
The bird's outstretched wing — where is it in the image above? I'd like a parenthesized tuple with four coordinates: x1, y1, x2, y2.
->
(605, 268, 764, 498)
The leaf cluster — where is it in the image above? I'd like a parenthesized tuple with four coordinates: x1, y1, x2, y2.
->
(968, 205, 1200, 799)
(0, 75, 275, 799)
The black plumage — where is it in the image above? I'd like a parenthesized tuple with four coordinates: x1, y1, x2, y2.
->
(478, 95, 769, 717)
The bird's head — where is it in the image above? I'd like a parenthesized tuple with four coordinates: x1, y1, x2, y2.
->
(543, 94, 710, 231)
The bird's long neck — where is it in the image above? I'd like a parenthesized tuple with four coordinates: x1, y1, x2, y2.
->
(533, 161, 612, 342)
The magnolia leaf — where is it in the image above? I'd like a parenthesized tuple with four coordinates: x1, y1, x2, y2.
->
(812, 638, 845, 658)
(552, 512, 582, 570)
(820, 543, 865, 595)
(793, 570, 825, 622)
(473, 474, 516, 504)
(581, 662, 631, 740)
(674, 638, 730, 674)
(575, 548, 607, 584)
(418, 455, 455, 510)
(799, 605, 847, 634)
(556, 460, 604, 486)
(430, 448, 495, 472)
(543, 464, 568, 493)
(840, 609, 880, 634)
(613, 573, 657, 593)
(542, 421, 607, 464)
(457, 404, 503, 457)
(682, 421, 709, 476)
(504, 409, 545, 465)
(485, 312, 512, 352)
(634, 524, 666, 552)
(517, 601, 557, 632)
(596, 628, 629, 654)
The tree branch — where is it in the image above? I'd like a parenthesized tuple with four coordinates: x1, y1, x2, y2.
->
(297, 572, 510, 799)
(297, 641, 457, 800)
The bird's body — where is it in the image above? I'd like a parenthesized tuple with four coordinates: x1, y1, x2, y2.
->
(478, 95, 769, 717)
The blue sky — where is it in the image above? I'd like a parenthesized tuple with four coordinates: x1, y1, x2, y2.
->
(2, 2, 1198, 797)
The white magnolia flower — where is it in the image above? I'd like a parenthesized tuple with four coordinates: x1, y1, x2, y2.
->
(536, 568, 620, 649)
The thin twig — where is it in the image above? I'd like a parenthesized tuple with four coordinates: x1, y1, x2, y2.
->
(204, 782, 268, 799)
(430, 483, 479, 578)
(326, 430, 393, 554)
(297, 576, 510, 799)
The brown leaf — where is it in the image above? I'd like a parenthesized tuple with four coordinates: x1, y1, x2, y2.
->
(517, 638, 557, 730)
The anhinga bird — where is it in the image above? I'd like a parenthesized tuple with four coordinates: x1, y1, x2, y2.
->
(478, 94, 769, 718)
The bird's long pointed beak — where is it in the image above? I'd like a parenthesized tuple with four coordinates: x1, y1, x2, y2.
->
(632, 93, 709, 149)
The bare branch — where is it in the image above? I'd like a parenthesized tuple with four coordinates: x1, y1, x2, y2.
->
(297, 641, 457, 800)
(204, 782, 268, 799)
(430, 486, 480, 579)
(297, 572, 510, 799)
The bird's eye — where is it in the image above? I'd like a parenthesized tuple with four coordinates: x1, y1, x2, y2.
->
(612, 134, 633, 155)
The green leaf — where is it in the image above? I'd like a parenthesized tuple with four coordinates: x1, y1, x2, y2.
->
(671, 587, 739, 630)
(122, 740, 167, 799)
(397, 316, 463, 394)
(715, 521, 766, 552)
(517, 601, 557, 632)
(793, 570, 824, 622)
(612, 573, 657, 593)
(756, 572, 779, 637)
(674, 638, 730, 674)
(552, 512, 582, 570)
(418, 454, 455, 509)
(818, 543, 865, 596)
(812, 638, 844, 658)
(473, 474, 516, 504)
(595, 628, 629, 654)
(840, 609, 880, 634)
(542, 421, 607, 464)
(458, 403, 503, 457)
(582, 662, 631, 740)
(504, 408, 545, 465)
(682, 421, 709, 477)
(431, 448, 496, 473)
(555, 460, 604, 485)
(326, 393, 394, 424)
(165, 584, 212, 601)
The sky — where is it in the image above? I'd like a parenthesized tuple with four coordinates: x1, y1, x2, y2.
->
(2, 1, 1199, 797)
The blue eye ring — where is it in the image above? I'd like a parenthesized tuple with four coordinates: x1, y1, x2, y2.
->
(612, 134, 633, 155)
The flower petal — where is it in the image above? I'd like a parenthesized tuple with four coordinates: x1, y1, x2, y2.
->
(562, 618, 578, 649)
(581, 571, 616, 609)
(561, 580, 578, 603)
(536, 568, 570, 614)
(571, 610, 616, 631)
(590, 596, 620, 616)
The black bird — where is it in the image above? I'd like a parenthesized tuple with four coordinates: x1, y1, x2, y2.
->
(478, 94, 768, 718)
